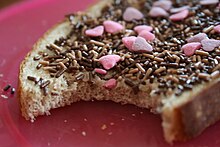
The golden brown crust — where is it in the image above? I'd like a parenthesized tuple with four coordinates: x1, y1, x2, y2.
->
(176, 80, 220, 140)
(162, 80, 220, 143)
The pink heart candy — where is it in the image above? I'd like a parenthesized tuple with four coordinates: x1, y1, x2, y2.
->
(169, 9, 189, 21)
(99, 55, 121, 70)
(200, 0, 219, 5)
(149, 7, 169, 17)
(153, 0, 172, 11)
(85, 25, 104, 37)
(134, 25, 153, 34)
(103, 20, 124, 34)
(94, 68, 107, 75)
(214, 25, 220, 34)
(104, 78, 117, 89)
(131, 37, 153, 53)
(187, 33, 208, 43)
(181, 43, 202, 56)
(138, 31, 155, 41)
(123, 7, 144, 22)
(201, 39, 220, 52)
(170, 6, 190, 13)
(122, 36, 137, 50)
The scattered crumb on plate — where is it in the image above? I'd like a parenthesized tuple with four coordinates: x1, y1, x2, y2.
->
(131, 113, 136, 117)
(1, 94, 8, 99)
(108, 132, 113, 135)
(82, 131, 86, 136)
(110, 122, 114, 126)
(101, 124, 107, 130)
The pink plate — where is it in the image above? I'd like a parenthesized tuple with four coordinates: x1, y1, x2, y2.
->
(0, 0, 220, 146)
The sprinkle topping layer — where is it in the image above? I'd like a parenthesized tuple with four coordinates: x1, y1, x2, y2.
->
(30, 0, 220, 96)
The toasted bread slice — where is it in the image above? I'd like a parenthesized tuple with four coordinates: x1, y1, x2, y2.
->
(19, 0, 220, 143)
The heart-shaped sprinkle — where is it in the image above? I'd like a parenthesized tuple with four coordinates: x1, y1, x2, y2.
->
(99, 55, 121, 70)
(122, 36, 137, 50)
(149, 7, 169, 17)
(103, 20, 124, 34)
(134, 25, 153, 34)
(201, 39, 220, 52)
(181, 43, 202, 56)
(104, 78, 117, 89)
(169, 9, 189, 21)
(170, 6, 190, 13)
(153, 0, 172, 11)
(138, 31, 155, 41)
(123, 7, 144, 22)
(187, 33, 208, 43)
(131, 37, 153, 53)
(85, 25, 104, 37)
(94, 68, 107, 75)
(214, 25, 220, 34)
(200, 0, 219, 5)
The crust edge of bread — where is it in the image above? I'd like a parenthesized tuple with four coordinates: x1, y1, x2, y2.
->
(18, 21, 66, 120)
(162, 79, 220, 143)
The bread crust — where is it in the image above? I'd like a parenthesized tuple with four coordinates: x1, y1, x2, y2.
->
(178, 80, 220, 140)
(162, 79, 220, 142)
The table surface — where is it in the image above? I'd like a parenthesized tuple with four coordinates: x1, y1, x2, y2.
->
(0, 0, 22, 9)
(0, 0, 220, 147)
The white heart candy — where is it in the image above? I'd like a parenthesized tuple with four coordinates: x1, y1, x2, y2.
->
(201, 39, 220, 52)
(149, 7, 169, 17)
(153, 0, 172, 11)
(123, 7, 144, 22)
(131, 37, 153, 53)
(187, 33, 208, 43)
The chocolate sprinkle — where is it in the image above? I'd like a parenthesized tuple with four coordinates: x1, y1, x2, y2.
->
(40, 80, 51, 89)
(3, 84, 11, 91)
(27, 76, 36, 82)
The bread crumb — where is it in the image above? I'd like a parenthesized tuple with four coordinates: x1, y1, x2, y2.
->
(58, 137, 61, 141)
(131, 113, 136, 117)
(108, 132, 113, 135)
(101, 124, 107, 130)
(110, 122, 114, 126)
(1, 94, 8, 99)
(45, 111, 51, 116)
(82, 131, 86, 136)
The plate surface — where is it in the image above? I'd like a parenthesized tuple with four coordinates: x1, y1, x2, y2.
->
(0, 0, 220, 146)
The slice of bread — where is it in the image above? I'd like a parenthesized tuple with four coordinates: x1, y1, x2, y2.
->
(19, 0, 220, 143)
